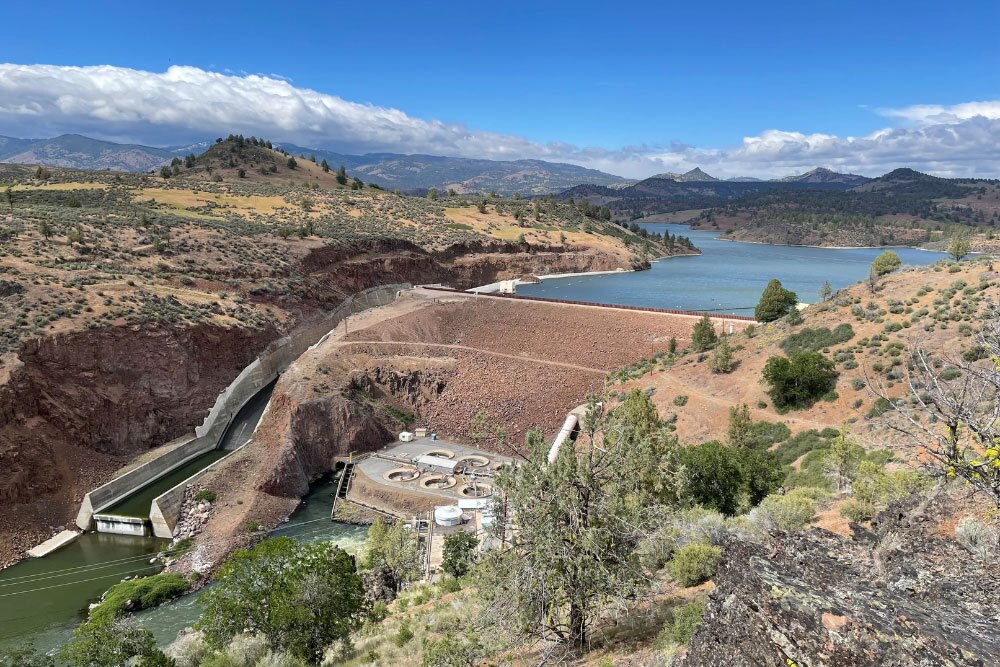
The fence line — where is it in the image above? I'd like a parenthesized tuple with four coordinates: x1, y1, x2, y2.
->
(420, 286, 757, 321)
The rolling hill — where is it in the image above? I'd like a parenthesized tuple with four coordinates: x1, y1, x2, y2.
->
(275, 143, 633, 195)
(0, 132, 633, 195)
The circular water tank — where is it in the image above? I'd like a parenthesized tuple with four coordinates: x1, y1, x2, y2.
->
(434, 505, 463, 526)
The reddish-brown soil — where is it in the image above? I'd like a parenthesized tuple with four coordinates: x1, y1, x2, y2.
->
(173, 289, 710, 573)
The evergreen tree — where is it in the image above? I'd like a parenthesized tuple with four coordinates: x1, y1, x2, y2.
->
(320, 159, 330, 173)
(286, 156, 297, 170)
(708, 336, 734, 373)
(870, 250, 901, 276)
(725, 403, 753, 448)
(755, 278, 798, 322)
(691, 314, 718, 352)
(479, 391, 683, 648)
(335, 165, 348, 185)
(442, 532, 478, 578)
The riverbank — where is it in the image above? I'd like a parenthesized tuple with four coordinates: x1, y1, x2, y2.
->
(469, 250, 701, 294)
(517, 223, 948, 312)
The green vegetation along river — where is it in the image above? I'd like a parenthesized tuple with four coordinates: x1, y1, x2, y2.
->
(0, 476, 367, 658)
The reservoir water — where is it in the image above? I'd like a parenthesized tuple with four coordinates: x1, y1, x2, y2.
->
(517, 224, 948, 313)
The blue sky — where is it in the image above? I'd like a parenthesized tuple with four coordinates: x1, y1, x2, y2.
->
(1, 1, 998, 178)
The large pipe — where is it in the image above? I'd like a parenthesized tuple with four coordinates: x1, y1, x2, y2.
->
(548, 413, 579, 464)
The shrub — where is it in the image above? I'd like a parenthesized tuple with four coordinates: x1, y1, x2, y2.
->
(87, 573, 190, 627)
(194, 489, 216, 503)
(747, 421, 791, 448)
(865, 397, 894, 419)
(751, 491, 817, 531)
(666, 601, 706, 645)
(955, 517, 999, 558)
(780, 324, 854, 355)
(392, 623, 415, 647)
(761, 351, 838, 410)
(667, 544, 721, 587)
(421, 631, 482, 667)
(840, 498, 876, 523)
(673, 395, 688, 407)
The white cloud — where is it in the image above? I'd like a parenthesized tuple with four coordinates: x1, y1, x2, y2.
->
(0, 63, 997, 180)
(880, 100, 1000, 125)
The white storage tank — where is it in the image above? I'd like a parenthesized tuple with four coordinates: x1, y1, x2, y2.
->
(399, 431, 415, 442)
(434, 505, 463, 526)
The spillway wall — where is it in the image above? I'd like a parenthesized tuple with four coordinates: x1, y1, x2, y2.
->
(75, 284, 410, 535)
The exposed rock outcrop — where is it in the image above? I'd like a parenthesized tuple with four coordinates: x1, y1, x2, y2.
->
(682, 490, 1000, 666)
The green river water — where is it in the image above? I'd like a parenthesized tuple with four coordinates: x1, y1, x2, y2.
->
(0, 476, 367, 657)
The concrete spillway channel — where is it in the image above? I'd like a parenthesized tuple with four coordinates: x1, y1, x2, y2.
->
(0, 284, 412, 654)
(91, 381, 276, 536)
(72, 283, 411, 539)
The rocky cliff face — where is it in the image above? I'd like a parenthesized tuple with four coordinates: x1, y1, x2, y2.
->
(0, 323, 277, 504)
(301, 237, 642, 292)
(254, 390, 394, 498)
(682, 490, 1000, 666)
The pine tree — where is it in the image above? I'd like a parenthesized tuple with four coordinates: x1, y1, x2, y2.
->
(949, 231, 971, 261)
(335, 165, 348, 185)
(725, 403, 753, 448)
(691, 314, 718, 352)
(755, 278, 798, 322)
(708, 336, 734, 373)
(870, 250, 901, 276)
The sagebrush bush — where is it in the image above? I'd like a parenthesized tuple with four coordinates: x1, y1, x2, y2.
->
(839, 498, 876, 523)
(955, 517, 999, 558)
(750, 491, 817, 531)
(666, 601, 706, 645)
(667, 543, 721, 587)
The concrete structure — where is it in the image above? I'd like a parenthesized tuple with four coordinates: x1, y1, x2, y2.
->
(149, 441, 250, 538)
(74, 284, 411, 535)
(434, 505, 463, 526)
(93, 515, 148, 536)
(26, 530, 80, 557)
(416, 455, 459, 473)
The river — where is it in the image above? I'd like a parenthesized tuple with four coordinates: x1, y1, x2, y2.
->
(516, 224, 948, 313)
(0, 475, 367, 657)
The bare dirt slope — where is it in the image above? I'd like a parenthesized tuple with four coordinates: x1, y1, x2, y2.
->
(627, 260, 996, 451)
(174, 290, 710, 573)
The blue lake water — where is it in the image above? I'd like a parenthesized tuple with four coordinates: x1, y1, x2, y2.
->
(517, 224, 947, 314)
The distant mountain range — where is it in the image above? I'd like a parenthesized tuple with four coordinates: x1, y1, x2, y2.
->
(272, 143, 632, 195)
(0, 133, 633, 195)
(648, 166, 869, 187)
(0, 134, 174, 172)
